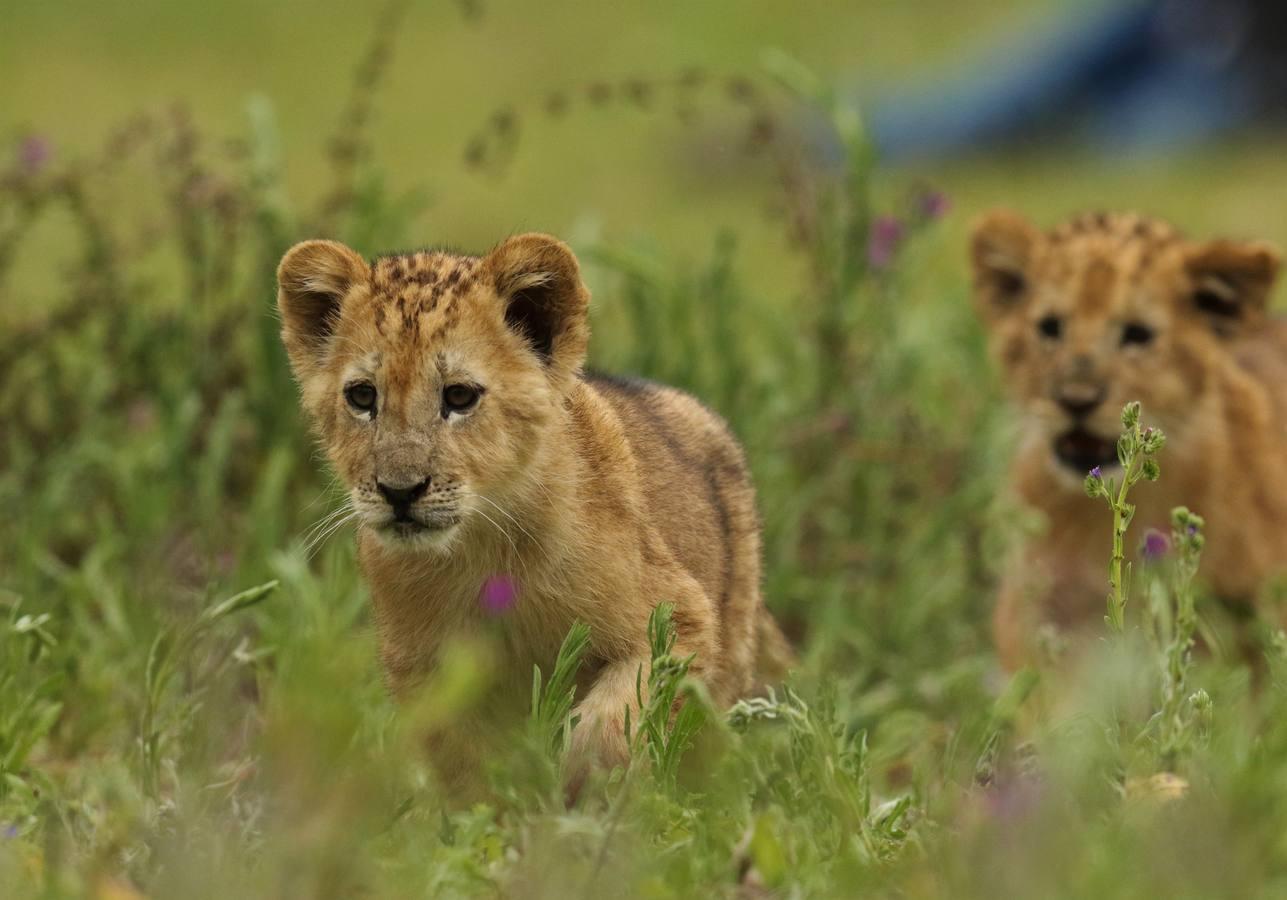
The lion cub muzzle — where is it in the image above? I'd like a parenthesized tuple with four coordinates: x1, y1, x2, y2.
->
(377, 477, 430, 519)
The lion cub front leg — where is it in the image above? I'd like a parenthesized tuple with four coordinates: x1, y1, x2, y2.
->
(563, 655, 648, 792)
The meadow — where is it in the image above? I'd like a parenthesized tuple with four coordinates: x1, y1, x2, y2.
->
(5, 1, 1287, 896)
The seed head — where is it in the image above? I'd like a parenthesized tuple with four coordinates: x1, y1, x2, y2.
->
(867, 215, 905, 270)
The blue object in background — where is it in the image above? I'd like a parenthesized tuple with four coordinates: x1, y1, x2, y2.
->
(863, 0, 1278, 160)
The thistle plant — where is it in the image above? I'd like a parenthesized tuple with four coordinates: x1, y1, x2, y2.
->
(1084, 405, 1212, 769)
(1084, 401, 1166, 633)
(1154, 507, 1207, 757)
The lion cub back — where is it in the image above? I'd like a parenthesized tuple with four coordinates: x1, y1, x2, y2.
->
(1236, 319, 1287, 427)
(584, 372, 764, 687)
(585, 374, 756, 600)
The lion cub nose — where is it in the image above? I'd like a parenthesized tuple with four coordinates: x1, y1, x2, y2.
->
(1057, 384, 1106, 419)
(377, 478, 430, 516)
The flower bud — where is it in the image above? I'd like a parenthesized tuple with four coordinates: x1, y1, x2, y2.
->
(1121, 401, 1141, 429)
(1189, 689, 1213, 733)
(1140, 426, 1167, 455)
(1084, 466, 1105, 498)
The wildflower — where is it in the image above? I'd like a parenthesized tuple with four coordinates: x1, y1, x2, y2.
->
(1084, 465, 1106, 498)
(479, 574, 518, 616)
(916, 188, 951, 221)
(1141, 529, 1170, 561)
(17, 134, 52, 176)
(867, 215, 905, 270)
(1171, 507, 1206, 555)
(2, 823, 15, 839)
(984, 774, 1044, 824)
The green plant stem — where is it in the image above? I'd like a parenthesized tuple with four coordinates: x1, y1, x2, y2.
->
(1106, 459, 1139, 634)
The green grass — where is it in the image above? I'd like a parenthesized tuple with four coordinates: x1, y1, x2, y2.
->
(6, 2, 1287, 897)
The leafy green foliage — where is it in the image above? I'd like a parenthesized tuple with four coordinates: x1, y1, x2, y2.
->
(623, 603, 708, 789)
(529, 620, 591, 760)
(139, 580, 276, 798)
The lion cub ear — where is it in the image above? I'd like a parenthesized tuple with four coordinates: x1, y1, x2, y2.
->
(277, 240, 370, 375)
(969, 209, 1041, 325)
(1184, 239, 1281, 337)
(484, 233, 590, 380)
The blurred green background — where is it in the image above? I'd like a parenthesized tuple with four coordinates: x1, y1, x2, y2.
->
(6, 0, 1284, 316)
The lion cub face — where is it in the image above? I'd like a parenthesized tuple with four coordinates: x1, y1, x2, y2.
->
(277, 234, 590, 551)
(970, 210, 1280, 482)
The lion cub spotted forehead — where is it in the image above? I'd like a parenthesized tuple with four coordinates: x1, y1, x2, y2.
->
(368, 251, 484, 335)
(277, 232, 791, 789)
(970, 209, 1287, 669)
(973, 210, 1279, 349)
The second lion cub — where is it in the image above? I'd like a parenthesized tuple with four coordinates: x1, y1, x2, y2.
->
(277, 232, 791, 782)
(970, 210, 1287, 668)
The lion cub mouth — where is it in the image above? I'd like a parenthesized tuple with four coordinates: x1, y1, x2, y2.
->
(1053, 427, 1119, 473)
(380, 512, 461, 540)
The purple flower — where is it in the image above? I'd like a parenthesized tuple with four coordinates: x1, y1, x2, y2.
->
(1141, 529, 1170, 561)
(984, 774, 1045, 824)
(1089, 466, 1102, 479)
(479, 574, 518, 616)
(917, 189, 951, 221)
(17, 135, 52, 176)
(2, 823, 16, 839)
(1187, 523, 1198, 536)
(867, 215, 905, 270)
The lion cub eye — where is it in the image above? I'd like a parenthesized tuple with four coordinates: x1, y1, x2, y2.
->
(1121, 322, 1155, 347)
(995, 269, 1026, 300)
(442, 383, 481, 414)
(345, 382, 377, 414)
(1036, 315, 1063, 339)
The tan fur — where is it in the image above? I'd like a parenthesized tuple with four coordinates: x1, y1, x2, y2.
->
(276, 233, 791, 783)
(970, 210, 1287, 669)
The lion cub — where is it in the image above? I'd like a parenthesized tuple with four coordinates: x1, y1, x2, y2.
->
(277, 233, 791, 778)
(970, 210, 1287, 668)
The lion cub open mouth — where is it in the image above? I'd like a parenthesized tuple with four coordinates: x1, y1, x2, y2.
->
(1053, 427, 1118, 473)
